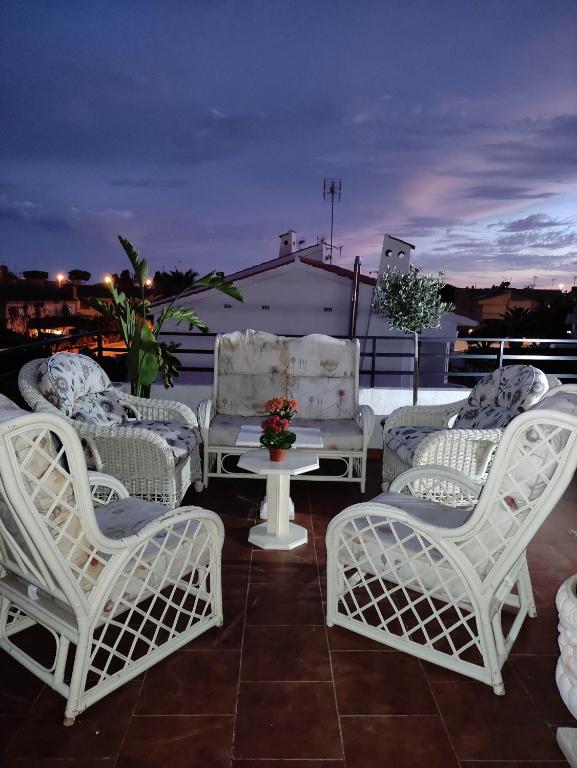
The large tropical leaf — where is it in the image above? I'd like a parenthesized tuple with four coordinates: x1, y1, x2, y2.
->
(127, 320, 159, 392)
(156, 305, 208, 333)
(118, 235, 148, 289)
(194, 271, 244, 303)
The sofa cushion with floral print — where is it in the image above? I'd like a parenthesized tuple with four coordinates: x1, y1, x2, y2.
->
(129, 420, 200, 461)
(37, 352, 125, 427)
(453, 365, 548, 429)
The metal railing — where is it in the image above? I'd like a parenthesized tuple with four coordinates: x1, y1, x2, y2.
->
(1, 330, 576, 398)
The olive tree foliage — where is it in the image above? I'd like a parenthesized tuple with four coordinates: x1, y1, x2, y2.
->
(371, 265, 454, 404)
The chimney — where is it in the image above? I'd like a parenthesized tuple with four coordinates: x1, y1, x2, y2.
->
(278, 230, 298, 257)
(377, 234, 412, 281)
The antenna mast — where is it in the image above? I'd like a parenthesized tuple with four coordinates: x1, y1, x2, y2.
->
(323, 178, 342, 264)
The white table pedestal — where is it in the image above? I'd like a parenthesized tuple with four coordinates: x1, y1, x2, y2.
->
(237, 450, 319, 551)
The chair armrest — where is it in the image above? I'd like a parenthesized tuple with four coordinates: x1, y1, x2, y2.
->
(88, 471, 130, 505)
(413, 428, 503, 479)
(381, 399, 468, 432)
(117, 391, 197, 426)
(390, 465, 482, 508)
(197, 398, 215, 437)
(356, 405, 375, 449)
(87, 504, 224, 556)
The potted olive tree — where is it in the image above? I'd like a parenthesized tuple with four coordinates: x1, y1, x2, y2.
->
(371, 264, 453, 405)
(90, 235, 243, 397)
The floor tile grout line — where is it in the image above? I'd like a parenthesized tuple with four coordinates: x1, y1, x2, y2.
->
(418, 657, 462, 767)
(112, 660, 148, 766)
(229, 534, 253, 767)
(314, 487, 348, 768)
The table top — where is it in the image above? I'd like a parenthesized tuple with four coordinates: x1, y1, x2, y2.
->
(236, 424, 323, 449)
(237, 449, 319, 476)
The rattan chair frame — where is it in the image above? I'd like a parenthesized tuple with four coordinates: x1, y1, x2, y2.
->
(18, 359, 203, 507)
(0, 412, 224, 725)
(327, 387, 577, 693)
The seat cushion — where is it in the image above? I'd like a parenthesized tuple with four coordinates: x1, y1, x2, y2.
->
(384, 426, 439, 464)
(130, 420, 199, 460)
(95, 497, 205, 616)
(453, 365, 548, 429)
(209, 414, 363, 451)
(36, 352, 125, 426)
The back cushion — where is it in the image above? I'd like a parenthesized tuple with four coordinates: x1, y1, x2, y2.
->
(37, 352, 124, 426)
(216, 330, 288, 416)
(453, 365, 548, 429)
(286, 335, 357, 419)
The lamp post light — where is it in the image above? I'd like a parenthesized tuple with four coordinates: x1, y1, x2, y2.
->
(104, 275, 113, 285)
(56, 273, 65, 286)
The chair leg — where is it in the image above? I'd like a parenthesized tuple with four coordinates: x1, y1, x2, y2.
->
(518, 560, 538, 618)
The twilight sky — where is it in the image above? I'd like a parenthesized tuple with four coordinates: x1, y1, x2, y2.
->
(1, 0, 576, 287)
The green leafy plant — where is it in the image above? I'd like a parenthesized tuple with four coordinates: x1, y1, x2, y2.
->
(372, 265, 454, 404)
(89, 235, 243, 397)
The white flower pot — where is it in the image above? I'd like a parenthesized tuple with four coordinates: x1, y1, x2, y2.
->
(556, 574, 577, 767)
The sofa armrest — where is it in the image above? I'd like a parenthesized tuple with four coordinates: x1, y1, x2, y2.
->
(356, 405, 375, 450)
(413, 428, 503, 479)
(381, 399, 468, 434)
(197, 398, 215, 440)
(117, 391, 197, 426)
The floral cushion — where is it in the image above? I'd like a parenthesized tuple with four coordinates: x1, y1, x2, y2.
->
(451, 405, 513, 430)
(71, 392, 126, 427)
(37, 352, 125, 427)
(385, 426, 438, 464)
(130, 420, 199, 460)
(453, 365, 548, 429)
(215, 330, 357, 419)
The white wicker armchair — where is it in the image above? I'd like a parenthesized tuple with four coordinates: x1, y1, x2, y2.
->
(0, 398, 224, 725)
(381, 365, 558, 489)
(327, 385, 577, 694)
(19, 353, 203, 507)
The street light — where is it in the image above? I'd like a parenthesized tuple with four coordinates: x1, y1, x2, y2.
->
(145, 278, 152, 287)
(56, 273, 65, 286)
(104, 275, 113, 285)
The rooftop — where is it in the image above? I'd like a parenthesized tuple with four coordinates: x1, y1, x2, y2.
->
(1, 459, 574, 766)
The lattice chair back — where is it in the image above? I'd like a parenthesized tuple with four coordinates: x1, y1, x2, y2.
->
(0, 406, 110, 610)
(454, 389, 577, 586)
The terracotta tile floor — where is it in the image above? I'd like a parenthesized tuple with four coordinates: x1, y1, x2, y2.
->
(1, 460, 575, 767)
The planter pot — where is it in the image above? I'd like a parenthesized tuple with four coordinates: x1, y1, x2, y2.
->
(556, 575, 577, 767)
(268, 447, 286, 462)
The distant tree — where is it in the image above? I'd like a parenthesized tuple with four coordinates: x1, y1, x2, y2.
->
(67, 269, 91, 283)
(372, 265, 454, 404)
(118, 268, 134, 286)
(23, 270, 48, 281)
(152, 268, 199, 298)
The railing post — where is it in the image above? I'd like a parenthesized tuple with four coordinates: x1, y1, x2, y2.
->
(371, 337, 376, 388)
(498, 339, 504, 368)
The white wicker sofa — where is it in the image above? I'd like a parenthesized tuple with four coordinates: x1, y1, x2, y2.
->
(381, 365, 555, 490)
(19, 352, 203, 507)
(198, 330, 375, 491)
(0, 394, 223, 725)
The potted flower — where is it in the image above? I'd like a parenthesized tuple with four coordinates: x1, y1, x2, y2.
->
(259, 397, 299, 462)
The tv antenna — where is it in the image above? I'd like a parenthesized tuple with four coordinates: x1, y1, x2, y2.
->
(323, 178, 341, 264)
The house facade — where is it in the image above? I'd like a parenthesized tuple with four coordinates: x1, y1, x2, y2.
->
(154, 232, 476, 386)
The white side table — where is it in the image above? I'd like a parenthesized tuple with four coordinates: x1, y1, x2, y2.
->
(238, 450, 319, 550)
(235, 426, 323, 521)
